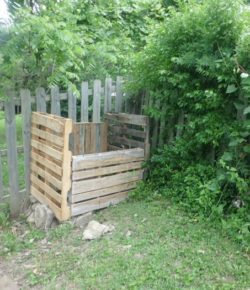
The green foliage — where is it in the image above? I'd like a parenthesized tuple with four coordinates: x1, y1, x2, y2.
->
(131, 0, 250, 247)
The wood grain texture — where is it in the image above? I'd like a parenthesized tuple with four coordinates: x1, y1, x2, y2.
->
(105, 113, 148, 126)
(93, 80, 101, 122)
(36, 87, 46, 112)
(81, 81, 89, 122)
(51, 86, 61, 116)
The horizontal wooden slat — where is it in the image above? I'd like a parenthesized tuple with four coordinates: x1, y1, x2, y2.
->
(32, 112, 64, 133)
(73, 161, 142, 180)
(31, 139, 63, 161)
(31, 127, 64, 148)
(72, 148, 144, 171)
(31, 151, 62, 176)
(31, 174, 62, 203)
(109, 125, 146, 139)
(70, 181, 138, 203)
(31, 162, 62, 190)
(31, 185, 62, 220)
(109, 135, 145, 149)
(107, 144, 123, 151)
(72, 169, 143, 194)
(105, 113, 148, 126)
(71, 191, 128, 216)
(0, 146, 24, 157)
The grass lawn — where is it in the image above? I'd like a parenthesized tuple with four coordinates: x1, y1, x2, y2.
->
(0, 200, 249, 289)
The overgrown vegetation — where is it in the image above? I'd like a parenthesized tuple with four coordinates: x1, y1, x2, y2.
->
(131, 0, 250, 249)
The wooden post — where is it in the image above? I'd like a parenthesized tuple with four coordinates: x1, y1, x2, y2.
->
(81, 81, 89, 122)
(5, 94, 20, 216)
(21, 89, 32, 197)
(104, 77, 112, 113)
(36, 87, 46, 112)
(0, 156, 3, 196)
(115, 76, 123, 112)
(68, 86, 77, 121)
(93, 80, 101, 122)
(51, 85, 61, 116)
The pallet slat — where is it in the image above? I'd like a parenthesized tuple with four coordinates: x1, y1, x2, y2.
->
(31, 127, 64, 148)
(72, 169, 143, 194)
(108, 135, 145, 149)
(31, 151, 62, 176)
(31, 139, 63, 161)
(71, 191, 128, 216)
(32, 112, 64, 133)
(70, 181, 138, 203)
(73, 161, 142, 180)
(109, 125, 146, 139)
(105, 113, 148, 126)
(72, 148, 144, 171)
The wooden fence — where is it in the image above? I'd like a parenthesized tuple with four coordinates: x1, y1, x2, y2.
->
(0, 76, 124, 215)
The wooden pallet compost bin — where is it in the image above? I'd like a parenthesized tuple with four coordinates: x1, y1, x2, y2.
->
(30, 112, 150, 221)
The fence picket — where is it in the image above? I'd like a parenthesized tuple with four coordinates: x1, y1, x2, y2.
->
(104, 78, 112, 113)
(51, 85, 61, 116)
(21, 89, 32, 196)
(36, 87, 46, 112)
(5, 94, 20, 216)
(115, 76, 123, 112)
(93, 80, 101, 122)
(0, 156, 3, 196)
(68, 86, 77, 121)
(81, 81, 89, 122)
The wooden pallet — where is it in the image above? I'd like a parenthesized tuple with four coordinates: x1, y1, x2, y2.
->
(30, 112, 72, 221)
(70, 148, 144, 216)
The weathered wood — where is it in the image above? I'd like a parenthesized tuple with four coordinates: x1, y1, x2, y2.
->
(70, 181, 138, 203)
(109, 125, 146, 139)
(21, 89, 32, 196)
(0, 156, 3, 195)
(32, 112, 64, 133)
(105, 113, 148, 126)
(108, 135, 145, 149)
(31, 139, 63, 161)
(51, 86, 61, 116)
(81, 81, 89, 122)
(73, 161, 142, 181)
(31, 151, 62, 176)
(31, 126, 63, 148)
(0, 146, 24, 157)
(72, 169, 143, 194)
(5, 95, 20, 216)
(115, 76, 123, 112)
(71, 191, 128, 216)
(68, 86, 77, 121)
(104, 77, 112, 113)
(93, 80, 101, 122)
(72, 148, 144, 171)
(36, 87, 46, 112)
(61, 118, 72, 220)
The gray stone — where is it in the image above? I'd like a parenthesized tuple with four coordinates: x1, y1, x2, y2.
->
(83, 220, 115, 240)
(34, 204, 54, 230)
(30, 195, 37, 204)
(27, 212, 35, 224)
(31, 203, 39, 211)
(74, 212, 92, 229)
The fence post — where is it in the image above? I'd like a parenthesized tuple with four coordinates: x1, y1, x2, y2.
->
(5, 94, 20, 216)
(36, 87, 46, 112)
(21, 89, 32, 197)
(0, 156, 3, 196)
(104, 78, 112, 113)
(81, 81, 89, 122)
(68, 86, 77, 122)
(51, 85, 61, 116)
(115, 76, 123, 112)
(93, 80, 101, 122)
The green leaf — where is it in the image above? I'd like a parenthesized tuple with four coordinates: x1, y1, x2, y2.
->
(222, 152, 233, 161)
(243, 145, 250, 154)
(243, 106, 250, 115)
(226, 84, 237, 94)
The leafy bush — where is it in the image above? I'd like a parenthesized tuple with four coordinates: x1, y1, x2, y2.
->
(131, 0, 250, 248)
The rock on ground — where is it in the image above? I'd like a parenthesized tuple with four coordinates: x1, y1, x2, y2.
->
(83, 220, 115, 240)
(73, 212, 92, 229)
(0, 275, 19, 290)
(34, 204, 54, 230)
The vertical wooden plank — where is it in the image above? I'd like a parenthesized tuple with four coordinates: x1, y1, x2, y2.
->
(68, 86, 77, 121)
(61, 118, 72, 220)
(0, 156, 3, 196)
(115, 76, 123, 112)
(21, 89, 32, 196)
(95, 123, 101, 152)
(93, 80, 101, 122)
(5, 95, 20, 216)
(104, 78, 112, 113)
(51, 85, 61, 116)
(81, 81, 89, 122)
(85, 123, 91, 153)
(101, 122, 108, 152)
(36, 87, 46, 112)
